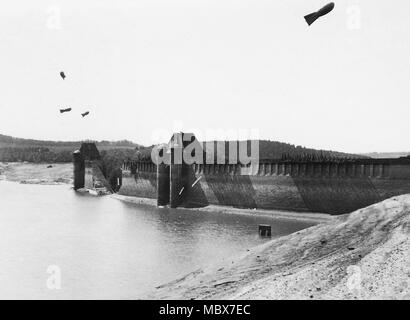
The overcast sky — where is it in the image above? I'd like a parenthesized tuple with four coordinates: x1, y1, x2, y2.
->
(0, 0, 409, 153)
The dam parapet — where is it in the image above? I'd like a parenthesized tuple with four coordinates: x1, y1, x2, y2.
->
(191, 157, 410, 179)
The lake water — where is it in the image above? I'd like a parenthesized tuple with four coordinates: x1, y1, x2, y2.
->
(0, 181, 314, 299)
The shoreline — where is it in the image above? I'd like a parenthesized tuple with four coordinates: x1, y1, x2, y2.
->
(146, 194, 410, 300)
(111, 193, 334, 224)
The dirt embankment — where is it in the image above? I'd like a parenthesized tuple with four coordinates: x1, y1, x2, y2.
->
(148, 195, 410, 300)
(0, 162, 73, 185)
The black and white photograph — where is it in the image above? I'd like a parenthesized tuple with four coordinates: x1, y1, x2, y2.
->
(0, 0, 409, 309)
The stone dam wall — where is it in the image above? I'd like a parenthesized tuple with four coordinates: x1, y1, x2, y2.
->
(119, 162, 157, 199)
(73, 140, 410, 215)
(118, 159, 410, 215)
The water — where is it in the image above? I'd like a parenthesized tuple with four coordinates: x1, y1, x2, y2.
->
(0, 181, 314, 299)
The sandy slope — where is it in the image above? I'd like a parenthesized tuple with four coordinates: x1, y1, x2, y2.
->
(149, 195, 410, 300)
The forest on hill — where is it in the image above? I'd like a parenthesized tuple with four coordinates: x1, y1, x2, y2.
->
(0, 133, 365, 164)
(0, 134, 139, 163)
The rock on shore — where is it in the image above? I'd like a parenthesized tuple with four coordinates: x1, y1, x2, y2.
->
(148, 195, 410, 300)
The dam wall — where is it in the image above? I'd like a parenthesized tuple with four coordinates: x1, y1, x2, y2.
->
(106, 132, 410, 215)
(118, 157, 410, 215)
(118, 161, 157, 199)
(180, 161, 410, 214)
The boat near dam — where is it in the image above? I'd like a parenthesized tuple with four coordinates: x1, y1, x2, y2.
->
(73, 133, 410, 215)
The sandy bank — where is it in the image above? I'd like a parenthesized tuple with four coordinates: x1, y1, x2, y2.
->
(148, 194, 410, 300)
(0, 162, 73, 185)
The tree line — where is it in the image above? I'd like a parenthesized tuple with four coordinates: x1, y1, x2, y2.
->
(0, 147, 73, 163)
(0, 135, 365, 165)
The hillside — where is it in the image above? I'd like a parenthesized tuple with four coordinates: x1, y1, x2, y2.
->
(149, 194, 410, 300)
(0, 133, 141, 163)
(0, 134, 139, 149)
(0, 133, 366, 164)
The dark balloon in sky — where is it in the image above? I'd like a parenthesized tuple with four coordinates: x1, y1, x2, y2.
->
(304, 2, 335, 26)
(59, 108, 71, 113)
(60, 71, 66, 80)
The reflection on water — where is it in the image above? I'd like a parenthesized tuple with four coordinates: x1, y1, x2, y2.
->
(0, 181, 314, 299)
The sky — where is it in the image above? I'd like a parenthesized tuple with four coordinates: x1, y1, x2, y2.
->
(0, 0, 409, 153)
